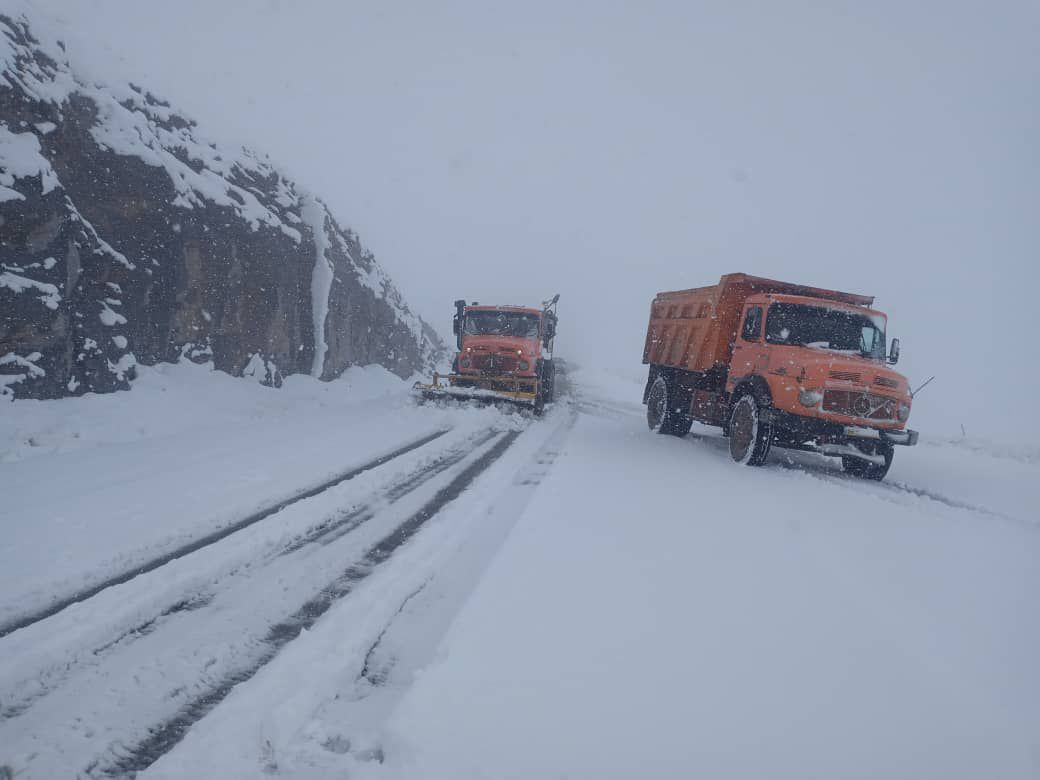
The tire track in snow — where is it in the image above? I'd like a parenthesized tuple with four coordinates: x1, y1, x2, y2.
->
(93, 430, 521, 779)
(798, 469, 1027, 526)
(278, 428, 500, 555)
(764, 450, 1026, 525)
(580, 388, 1023, 528)
(0, 429, 497, 723)
(356, 404, 578, 696)
(0, 429, 452, 640)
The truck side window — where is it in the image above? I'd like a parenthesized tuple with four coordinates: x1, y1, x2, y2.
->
(741, 306, 762, 342)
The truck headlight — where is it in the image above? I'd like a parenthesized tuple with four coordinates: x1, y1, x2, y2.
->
(898, 402, 910, 421)
(460, 357, 471, 369)
(518, 360, 530, 371)
(798, 388, 824, 407)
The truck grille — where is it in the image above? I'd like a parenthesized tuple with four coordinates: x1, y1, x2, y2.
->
(470, 353, 520, 373)
(822, 390, 896, 421)
(828, 370, 861, 382)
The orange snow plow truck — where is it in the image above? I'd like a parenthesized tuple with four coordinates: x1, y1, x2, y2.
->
(643, 273, 917, 480)
(414, 295, 559, 412)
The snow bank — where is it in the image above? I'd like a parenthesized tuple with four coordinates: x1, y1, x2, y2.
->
(0, 360, 407, 464)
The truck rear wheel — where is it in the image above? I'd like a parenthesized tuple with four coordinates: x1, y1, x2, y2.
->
(841, 442, 894, 481)
(728, 393, 772, 466)
(646, 375, 693, 436)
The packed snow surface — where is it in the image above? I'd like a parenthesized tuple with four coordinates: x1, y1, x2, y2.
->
(0, 361, 431, 618)
(380, 369, 1039, 780)
(0, 363, 1036, 779)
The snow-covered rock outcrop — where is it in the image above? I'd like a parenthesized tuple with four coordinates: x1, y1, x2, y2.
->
(0, 6, 443, 399)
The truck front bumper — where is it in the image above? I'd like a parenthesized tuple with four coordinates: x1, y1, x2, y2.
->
(768, 410, 919, 448)
(842, 424, 919, 447)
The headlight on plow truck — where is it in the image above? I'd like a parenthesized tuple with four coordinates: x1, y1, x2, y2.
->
(898, 402, 911, 422)
(798, 388, 824, 407)
(460, 357, 471, 369)
(519, 361, 530, 371)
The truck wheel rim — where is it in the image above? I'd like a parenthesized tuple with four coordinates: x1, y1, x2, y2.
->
(730, 397, 757, 464)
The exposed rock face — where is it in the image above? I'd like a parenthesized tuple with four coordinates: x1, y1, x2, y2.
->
(0, 8, 443, 399)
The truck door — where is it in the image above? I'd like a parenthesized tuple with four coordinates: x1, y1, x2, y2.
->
(731, 304, 767, 380)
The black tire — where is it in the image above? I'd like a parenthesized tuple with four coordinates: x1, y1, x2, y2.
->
(841, 442, 894, 481)
(541, 360, 555, 403)
(646, 375, 693, 436)
(728, 393, 772, 466)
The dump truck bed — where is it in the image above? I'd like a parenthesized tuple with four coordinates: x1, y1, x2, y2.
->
(642, 273, 875, 373)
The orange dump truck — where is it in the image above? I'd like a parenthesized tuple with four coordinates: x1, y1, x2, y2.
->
(642, 273, 917, 480)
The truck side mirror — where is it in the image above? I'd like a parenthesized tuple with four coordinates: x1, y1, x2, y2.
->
(888, 337, 900, 365)
(452, 316, 460, 336)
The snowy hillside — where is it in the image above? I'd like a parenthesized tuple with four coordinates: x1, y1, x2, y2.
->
(0, 4, 443, 399)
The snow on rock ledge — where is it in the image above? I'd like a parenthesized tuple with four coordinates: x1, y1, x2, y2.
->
(0, 6, 444, 399)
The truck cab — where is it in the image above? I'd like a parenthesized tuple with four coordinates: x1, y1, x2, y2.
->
(452, 303, 550, 381)
(729, 293, 911, 431)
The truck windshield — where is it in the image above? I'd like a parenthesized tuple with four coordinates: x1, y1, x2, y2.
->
(765, 303, 886, 359)
(463, 311, 540, 338)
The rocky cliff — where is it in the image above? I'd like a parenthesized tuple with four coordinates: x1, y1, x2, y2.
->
(0, 7, 443, 399)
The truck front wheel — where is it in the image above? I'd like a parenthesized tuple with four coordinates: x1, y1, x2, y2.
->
(728, 393, 772, 466)
(539, 360, 555, 403)
(841, 442, 894, 481)
(646, 375, 692, 437)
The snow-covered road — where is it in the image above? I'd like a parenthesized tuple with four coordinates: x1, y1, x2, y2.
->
(385, 373, 1039, 780)
(1, 363, 1036, 779)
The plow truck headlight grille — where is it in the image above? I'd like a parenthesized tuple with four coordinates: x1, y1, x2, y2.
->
(898, 402, 911, 421)
(798, 388, 824, 407)
(822, 390, 898, 420)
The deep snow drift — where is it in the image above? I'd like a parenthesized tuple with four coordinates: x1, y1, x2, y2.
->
(1, 364, 1036, 779)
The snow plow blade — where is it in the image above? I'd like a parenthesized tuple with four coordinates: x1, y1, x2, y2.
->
(413, 373, 540, 410)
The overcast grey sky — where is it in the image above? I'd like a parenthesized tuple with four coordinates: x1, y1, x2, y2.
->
(35, 0, 1039, 439)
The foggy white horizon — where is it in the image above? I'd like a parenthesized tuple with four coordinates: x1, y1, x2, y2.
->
(33, 0, 1039, 439)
